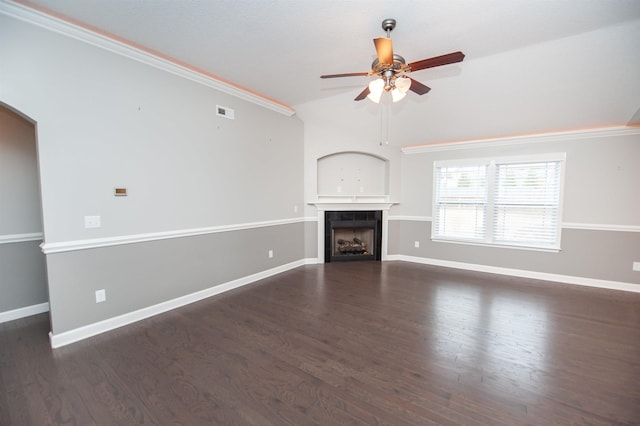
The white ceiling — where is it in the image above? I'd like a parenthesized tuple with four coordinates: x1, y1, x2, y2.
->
(11, 0, 640, 145)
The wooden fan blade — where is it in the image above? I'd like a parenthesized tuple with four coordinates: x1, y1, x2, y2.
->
(408, 78, 431, 95)
(408, 51, 465, 72)
(374, 37, 394, 65)
(321, 72, 369, 79)
(354, 86, 370, 101)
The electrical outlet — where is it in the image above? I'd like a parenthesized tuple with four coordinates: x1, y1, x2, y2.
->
(633, 262, 640, 271)
(85, 215, 101, 228)
(294, 205, 298, 213)
(268, 250, 274, 259)
(95, 289, 106, 303)
(414, 241, 420, 248)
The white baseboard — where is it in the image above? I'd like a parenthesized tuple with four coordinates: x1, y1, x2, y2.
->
(387, 255, 640, 293)
(49, 259, 307, 348)
(49, 254, 638, 348)
(0, 302, 49, 324)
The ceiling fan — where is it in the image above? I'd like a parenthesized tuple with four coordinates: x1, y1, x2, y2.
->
(320, 18, 465, 103)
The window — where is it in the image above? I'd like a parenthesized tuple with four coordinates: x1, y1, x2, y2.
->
(433, 154, 565, 250)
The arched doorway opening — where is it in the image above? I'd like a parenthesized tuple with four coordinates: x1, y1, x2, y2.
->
(0, 103, 48, 324)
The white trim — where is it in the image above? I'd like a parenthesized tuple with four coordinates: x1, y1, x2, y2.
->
(49, 259, 313, 348)
(0, 232, 43, 244)
(562, 223, 640, 233)
(387, 255, 640, 294)
(313, 195, 391, 204)
(390, 216, 640, 232)
(389, 216, 640, 233)
(402, 126, 640, 154)
(41, 217, 305, 254)
(309, 202, 395, 211)
(0, 1, 295, 117)
(388, 215, 432, 222)
(430, 237, 561, 253)
(0, 302, 49, 324)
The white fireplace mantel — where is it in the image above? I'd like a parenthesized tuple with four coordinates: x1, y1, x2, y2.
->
(309, 199, 396, 263)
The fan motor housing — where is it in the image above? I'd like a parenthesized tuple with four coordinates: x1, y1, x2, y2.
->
(371, 54, 407, 75)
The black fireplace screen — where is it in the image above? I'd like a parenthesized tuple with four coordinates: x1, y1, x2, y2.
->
(325, 211, 382, 262)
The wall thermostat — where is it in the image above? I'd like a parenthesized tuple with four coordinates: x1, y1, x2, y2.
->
(216, 105, 235, 120)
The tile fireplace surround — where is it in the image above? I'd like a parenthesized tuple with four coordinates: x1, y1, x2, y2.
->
(325, 210, 382, 262)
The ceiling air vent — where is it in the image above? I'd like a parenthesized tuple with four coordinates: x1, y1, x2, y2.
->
(216, 105, 235, 120)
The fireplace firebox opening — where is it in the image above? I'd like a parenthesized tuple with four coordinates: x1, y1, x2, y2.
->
(325, 211, 382, 262)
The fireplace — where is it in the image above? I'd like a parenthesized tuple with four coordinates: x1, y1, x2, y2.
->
(324, 210, 382, 262)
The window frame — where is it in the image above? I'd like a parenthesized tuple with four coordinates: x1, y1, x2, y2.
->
(432, 153, 566, 252)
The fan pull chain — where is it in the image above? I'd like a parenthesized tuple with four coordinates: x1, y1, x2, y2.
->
(385, 103, 390, 145)
(379, 103, 390, 146)
(379, 106, 383, 146)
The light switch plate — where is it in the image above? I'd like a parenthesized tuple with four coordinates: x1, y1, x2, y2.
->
(95, 289, 106, 303)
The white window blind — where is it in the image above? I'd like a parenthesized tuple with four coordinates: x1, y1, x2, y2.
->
(493, 161, 562, 247)
(433, 154, 565, 250)
(433, 164, 488, 241)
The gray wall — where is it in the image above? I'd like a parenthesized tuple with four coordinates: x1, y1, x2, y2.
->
(389, 134, 640, 285)
(46, 223, 305, 333)
(1, 14, 305, 335)
(389, 221, 640, 284)
(0, 106, 47, 314)
(304, 220, 318, 260)
(0, 240, 47, 313)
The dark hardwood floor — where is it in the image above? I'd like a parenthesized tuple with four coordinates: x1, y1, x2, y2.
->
(1, 261, 639, 425)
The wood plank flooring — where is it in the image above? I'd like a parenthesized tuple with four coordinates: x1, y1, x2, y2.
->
(1, 261, 639, 425)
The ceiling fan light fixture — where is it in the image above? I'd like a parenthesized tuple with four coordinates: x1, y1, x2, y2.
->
(391, 88, 406, 103)
(395, 76, 411, 94)
(367, 78, 384, 103)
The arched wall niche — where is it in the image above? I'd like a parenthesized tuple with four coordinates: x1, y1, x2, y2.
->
(317, 151, 389, 198)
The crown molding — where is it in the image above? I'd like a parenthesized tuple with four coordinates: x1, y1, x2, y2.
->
(0, 1, 296, 117)
(402, 126, 640, 154)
